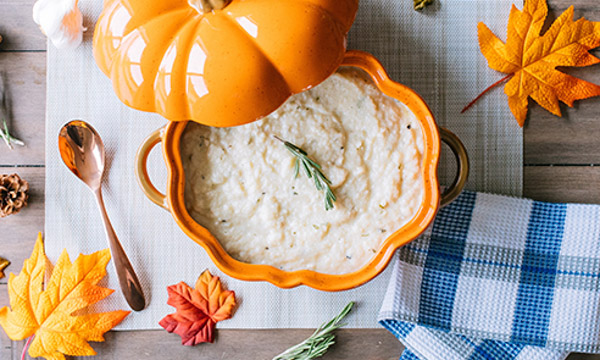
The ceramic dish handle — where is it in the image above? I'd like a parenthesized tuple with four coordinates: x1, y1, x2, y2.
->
(439, 127, 469, 207)
(135, 127, 169, 211)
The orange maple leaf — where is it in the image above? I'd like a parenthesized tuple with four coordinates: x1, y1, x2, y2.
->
(470, 0, 600, 126)
(0, 234, 130, 360)
(159, 270, 236, 345)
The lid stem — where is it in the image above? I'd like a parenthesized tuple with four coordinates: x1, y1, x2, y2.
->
(189, 0, 231, 13)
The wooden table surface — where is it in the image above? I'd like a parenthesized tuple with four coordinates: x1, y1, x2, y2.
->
(1, 0, 600, 359)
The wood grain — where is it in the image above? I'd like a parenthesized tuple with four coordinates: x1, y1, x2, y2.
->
(549, 0, 600, 13)
(0, 167, 43, 285)
(524, 67, 600, 165)
(0, 287, 12, 360)
(524, 166, 600, 203)
(0, 0, 45, 52)
(70, 329, 401, 360)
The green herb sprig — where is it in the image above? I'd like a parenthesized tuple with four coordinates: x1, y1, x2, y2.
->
(272, 302, 354, 360)
(0, 118, 24, 150)
(0, 73, 25, 150)
(274, 136, 336, 211)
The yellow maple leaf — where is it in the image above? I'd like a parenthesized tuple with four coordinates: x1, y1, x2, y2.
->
(475, 0, 600, 126)
(0, 234, 130, 360)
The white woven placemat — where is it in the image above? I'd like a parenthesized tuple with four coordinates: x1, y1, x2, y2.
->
(45, 0, 521, 330)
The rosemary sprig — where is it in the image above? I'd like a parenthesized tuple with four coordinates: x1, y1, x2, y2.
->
(272, 302, 354, 360)
(0, 72, 25, 150)
(0, 118, 24, 150)
(274, 136, 336, 211)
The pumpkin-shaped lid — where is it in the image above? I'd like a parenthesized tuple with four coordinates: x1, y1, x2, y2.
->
(93, 0, 359, 127)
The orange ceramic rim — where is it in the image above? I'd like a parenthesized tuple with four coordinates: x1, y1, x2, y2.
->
(156, 50, 441, 291)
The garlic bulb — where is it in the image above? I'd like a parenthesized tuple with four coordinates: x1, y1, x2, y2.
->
(32, 0, 85, 49)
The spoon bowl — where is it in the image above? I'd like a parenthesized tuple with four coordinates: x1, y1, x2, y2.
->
(58, 120, 146, 311)
(59, 120, 105, 190)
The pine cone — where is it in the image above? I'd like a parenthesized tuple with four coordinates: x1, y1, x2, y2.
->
(0, 174, 29, 218)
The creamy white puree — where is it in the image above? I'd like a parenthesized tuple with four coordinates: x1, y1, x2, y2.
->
(181, 69, 424, 274)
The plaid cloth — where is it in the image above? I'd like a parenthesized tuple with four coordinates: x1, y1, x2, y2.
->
(378, 191, 600, 360)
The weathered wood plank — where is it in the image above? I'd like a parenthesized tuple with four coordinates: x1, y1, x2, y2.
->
(0, 0, 45, 51)
(0, 166, 43, 286)
(66, 328, 402, 360)
(549, 0, 600, 13)
(0, 52, 45, 166)
(524, 166, 600, 203)
(571, 355, 600, 360)
(0, 286, 13, 360)
(0, 287, 11, 360)
(524, 65, 600, 165)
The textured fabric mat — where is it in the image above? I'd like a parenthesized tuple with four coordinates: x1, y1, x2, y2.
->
(378, 191, 600, 359)
(45, 0, 521, 329)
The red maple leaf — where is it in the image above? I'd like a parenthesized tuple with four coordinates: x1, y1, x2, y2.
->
(159, 270, 236, 345)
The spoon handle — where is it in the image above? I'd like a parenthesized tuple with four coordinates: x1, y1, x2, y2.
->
(94, 189, 146, 311)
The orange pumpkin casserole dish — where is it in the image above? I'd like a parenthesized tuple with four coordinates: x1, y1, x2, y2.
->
(94, 0, 469, 289)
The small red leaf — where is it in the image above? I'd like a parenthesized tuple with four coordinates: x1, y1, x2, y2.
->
(159, 271, 236, 345)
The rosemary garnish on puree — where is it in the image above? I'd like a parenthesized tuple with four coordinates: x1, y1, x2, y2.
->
(274, 136, 337, 211)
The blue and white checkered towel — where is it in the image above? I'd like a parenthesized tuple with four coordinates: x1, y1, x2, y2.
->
(378, 191, 600, 360)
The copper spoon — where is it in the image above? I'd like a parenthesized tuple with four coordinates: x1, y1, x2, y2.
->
(58, 120, 146, 311)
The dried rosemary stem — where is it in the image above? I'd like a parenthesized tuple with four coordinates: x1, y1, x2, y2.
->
(0, 118, 25, 150)
(272, 302, 354, 360)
